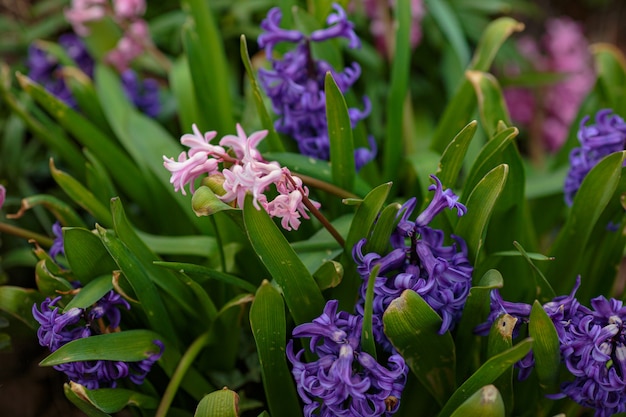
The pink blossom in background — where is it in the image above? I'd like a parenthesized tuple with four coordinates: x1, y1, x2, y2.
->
(112, 0, 146, 20)
(0, 185, 5, 209)
(65, 0, 107, 36)
(361, 0, 425, 58)
(105, 20, 150, 72)
(504, 17, 595, 152)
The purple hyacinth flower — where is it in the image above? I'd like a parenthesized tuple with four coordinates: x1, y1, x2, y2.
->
(257, 4, 376, 170)
(353, 176, 472, 349)
(120, 69, 161, 118)
(49, 221, 65, 261)
(32, 291, 162, 389)
(287, 300, 407, 417)
(564, 109, 626, 206)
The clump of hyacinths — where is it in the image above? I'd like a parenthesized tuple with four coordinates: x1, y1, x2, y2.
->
(353, 175, 473, 350)
(257, 4, 376, 169)
(476, 278, 626, 417)
(564, 109, 626, 205)
(163, 124, 320, 231)
(33, 293, 163, 389)
(287, 300, 408, 417)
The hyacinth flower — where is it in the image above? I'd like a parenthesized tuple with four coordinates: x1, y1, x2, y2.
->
(0, 185, 5, 210)
(287, 300, 408, 417)
(27, 33, 160, 117)
(33, 293, 163, 389)
(257, 4, 376, 169)
(474, 277, 587, 380)
(564, 109, 626, 206)
(503, 17, 595, 152)
(65, 0, 152, 72)
(353, 175, 472, 350)
(49, 221, 66, 261)
(163, 124, 320, 231)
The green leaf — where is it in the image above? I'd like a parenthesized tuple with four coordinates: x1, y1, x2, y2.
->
(8, 194, 86, 228)
(63, 275, 113, 312)
(0, 286, 45, 329)
(68, 384, 159, 413)
(456, 164, 509, 265)
(383, 289, 456, 406)
(50, 160, 112, 228)
(312, 260, 343, 290)
(64, 383, 111, 417)
(240, 35, 284, 152)
(512, 241, 555, 303)
(448, 385, 505, 417)
(529, 300, 561, 388)
(181, 0, 234, 133)
(331, 182, 392, 310)
(40, 329, 163, 366)
(438, 338, 533, 417)
(249, 281, 302, 417)
(466, 71, 511, 138)
(364, 202, 401, 255)
(544, 151, 625, 293)
(436, 120, 478, 189)
(35, 259, 74, 297)
(243, 195, 325, 325)
(383, 0, 411, 182)
(194, 388, 239, 417)
(486, 314, 516, 413)
(169, 56, 201, 134)
(430, 17, 524, 153)
(154, 261, 257, 294)
(97, 226, 178, 345)
(64, 227, 119, 283)
(424, 0, 471, 66)
(325, 72, 356, 191)
(135, 231, 217, 257)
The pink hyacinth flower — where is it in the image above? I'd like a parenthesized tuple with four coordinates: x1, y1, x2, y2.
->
(65, 0, 107, 36)
(0, 185, 5, 210)
(162, 152, 220, 195)
(112, 0, 146, 20)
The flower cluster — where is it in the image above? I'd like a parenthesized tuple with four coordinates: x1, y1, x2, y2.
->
(564, 109, 626, 206)
(476, 278, 626, 417)
(287, 300, 407, 417)
(27, 33, 160, 117)
(504, 17, 595, 151)
(353, 175, 472, 350)
(65, 0, 151, 72)
(32, 293, 163, 389)
(257, 4, 376, 169)
(163, 124, 319, 231)
(362, 0, 425, 58)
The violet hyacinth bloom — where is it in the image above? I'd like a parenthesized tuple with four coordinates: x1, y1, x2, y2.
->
(287, 300, 407, 417)
(353, 175, 472, 350)
(564, 109, 626, 206)
(257, 4, 376, 169)
(121, 69, 160, 117)
(33, 293, 163, 389)
(49, 222, 65, 261)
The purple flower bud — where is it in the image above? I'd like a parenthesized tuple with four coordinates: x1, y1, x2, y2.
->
(49, 222, 65, 261)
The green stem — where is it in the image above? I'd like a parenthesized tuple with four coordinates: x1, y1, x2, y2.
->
(0, 222, 54, 247)
(155, 331, 212, 417)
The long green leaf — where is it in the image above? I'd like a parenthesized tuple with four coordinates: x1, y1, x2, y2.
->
(64, 227, 119, 283)
(243, 195, 325, 325)
(383, 289, 457, 406)
(438, 338, 533, 417)
(0, 286, 45, 329)
(436, 120, 478, 189)
(194, 388, 239, 417)
(249, 281, 302, 417)
(466, 71, 511, 138)
(325, 72, 356, 191)
(40, 330, 163, 365)
(68, 384, 159, 413)
(529, 300, 561, 389)
(154, 261, 257, 293)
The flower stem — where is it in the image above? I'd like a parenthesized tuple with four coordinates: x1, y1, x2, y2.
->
(154, 331, 212, 417)
(301, 194, 345, 247)
(0, 222, 53, 247)
(295, 174, 359, 199)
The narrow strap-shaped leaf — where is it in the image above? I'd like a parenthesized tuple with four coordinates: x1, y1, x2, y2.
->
(194, 388, 239, 417)
(67, 384, 159, 413)
(7, 194, 86, 228)
(332, 182, 392, 310)
(97, 226, 178, 346)
(430, 18, 524, 153)
(364, 202, 401, 255)
(40, 329, 163, 365)
(249, 281, 302, 417)
(243, 195, 325, 325)
(545, 151, 625, 293)
(240, 35, 284, 152)
(383, 0, 411, 182)
(63, 275, 113, 312)
(64, 383, 112, 417)
(64, 227, 119, 283)
(436, 120, 478, 190)
(455, 164, 509, 266)
(466, 71, 511, 138)
(512, 241, 555, 303)
(325, 72, 356, 192)
(361, 264, 381, 359)
(438, 338, 533, 417)
(487, 314, 516, 413)
(448, 385, 505, 417)
(154, 261, 257, 294)
(169, 55, 201, 136)
(424, 0, 470, 66)
(529, 300, 561, 389)
(383, 289, 457, 406)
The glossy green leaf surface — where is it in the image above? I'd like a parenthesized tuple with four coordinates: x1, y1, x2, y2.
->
(448, 385, 505, 417)
(194, 388, 239, 417)
(529, 300, 561, 388)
